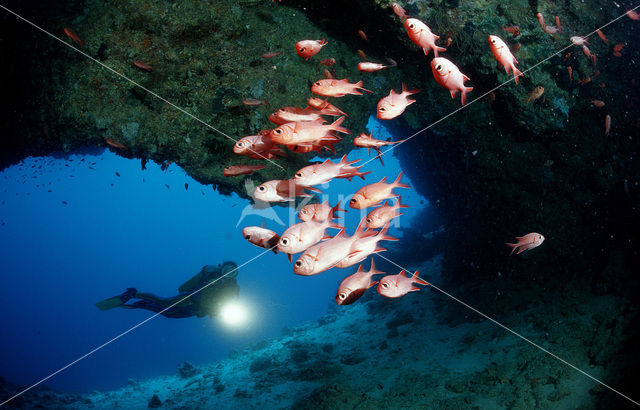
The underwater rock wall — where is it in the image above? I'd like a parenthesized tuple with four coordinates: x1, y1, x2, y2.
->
(0, 0, 407, 195)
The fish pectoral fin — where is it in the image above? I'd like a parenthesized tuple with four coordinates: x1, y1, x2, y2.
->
(288, 254, 292, 263)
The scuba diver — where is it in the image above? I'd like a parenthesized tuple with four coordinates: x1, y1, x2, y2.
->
(95, 262, 239, 318)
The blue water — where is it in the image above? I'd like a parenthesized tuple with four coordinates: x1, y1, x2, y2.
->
(0, 116, 426, 392)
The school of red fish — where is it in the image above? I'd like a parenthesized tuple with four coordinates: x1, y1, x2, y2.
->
(63, 2, 638, 304)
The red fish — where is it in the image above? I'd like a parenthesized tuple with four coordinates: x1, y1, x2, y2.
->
(223, 164, 266, 177)
(536, 12, 546, 29)
(431, 57, 473, 106)
(336, 222, 398, 268)
(555, 16, 562, 30)
(242, 225, 279, 253)
(357, 62, 390, 72)
(626, 10, 640, 20)
(596, 29, 609, 45)
(506, 232, 545, 254)
(405, 18, 446, 57)
(502, 26, 520, 37)
(357, 49, 367, 60)
(277, 216, 342, 257)
(254, 179, 320, 202)
(591, 100, 605, 107)
(294, 220, 375, 276)
(242, 98, 268, 106)
(311, 78, 372, 97)
(353, 132, 405, 165)
(298, 200, 344, 223)
(269, 107, 327, 125)
(488, 35, 523, 84)
(543, 25, 560, 36)
(295, 39, 328, 60)
(133, 61, 154, 71)
(605, 114, 611, 136)
(294, 155, 370, 186)
(570, 36, 589, 46)
(262, 51, 282, 58)
(358, 30, 368, 41)
(365, 197, 409, 229)
(350, 172, 410, 209)
(104, 138, 127, 150)
(271, 116, 349, 146)
(336, 259, 384, 305)
(613, 43, 625, 53)
(568, 66, 573, 82)
(391, 2, 408, 21)
(377, 270, 429, 298)
(319, 58, 336, 66)
(376, 82, 420, 120)
(307, 98, 347, 116)
(233, 134, 283, 159)
(63, 27, 84, 47)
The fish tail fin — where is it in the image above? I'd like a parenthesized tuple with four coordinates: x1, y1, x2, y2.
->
(461, 87, 473, 106)
(378, 223, 399, 241)
(513, 66, 524, 85)
(411, 270, 429, 286)
(505, 243, 518, 255)
(356, 170, 372, 180)
(356, 80, 374, 94)
(401, 82, 421, 95)
(369, 258, 385, 275)
(375, 147, 385, 166)
(392, 171, 410, 189)
(332, 200, 345, 217)
(331, 116, 351, 134)
(396, 196, 410, 209)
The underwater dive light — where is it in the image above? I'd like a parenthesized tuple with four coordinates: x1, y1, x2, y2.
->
(219, 301, 249, 327)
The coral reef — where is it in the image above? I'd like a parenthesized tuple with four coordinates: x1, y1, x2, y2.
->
(3, 257, 635, 408)
(0, 0, 399, 196)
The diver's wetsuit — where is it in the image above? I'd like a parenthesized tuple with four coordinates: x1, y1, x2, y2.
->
(95, 262, 239, 318)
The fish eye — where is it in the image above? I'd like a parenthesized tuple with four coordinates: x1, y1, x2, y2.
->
(244, 235, 251, 240)
(379, 107, 386, 111)
(224, 166, 230, 170)
(258, 186, 266, 191)
(274, 129, 282, 134)
(281, 238, 288, 245)
(491, 39, 496, 43)
(295, 172, 302, 178)
(295, 261, 302, 267)
(366, 218, 371, 223)
(237, 142, 244, 147)
(339, 293, 346, 300)
(314, 82, 321, 86)
(381, 282, 389, 289)
(279, 108, 286, 112)
(301, 209, 308, 214)
(300, 47, 306, 52)
(436, 64, 442, 71)
(409, 23, 414, 29)
(350, 198, 357, 203)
